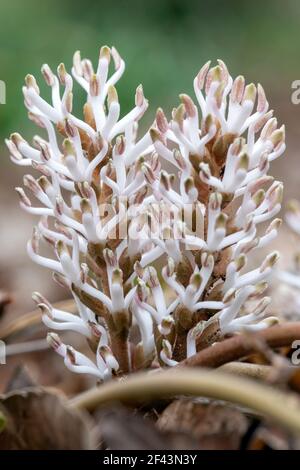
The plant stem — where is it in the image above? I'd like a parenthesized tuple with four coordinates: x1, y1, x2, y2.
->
(179, 323, 300, 368)
(69, 368, 300, 434)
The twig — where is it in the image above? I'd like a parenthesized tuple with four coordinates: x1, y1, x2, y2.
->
(179, 323, 300, 368)
(220, 362, 272, 380)
(69, 368, 300, 435)
(5, 339, 49, 356)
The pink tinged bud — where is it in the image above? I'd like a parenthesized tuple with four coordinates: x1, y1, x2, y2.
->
(190, 272, 202, 290)
(261, 117, 278, 140)
(257, 83, 268, 112)
(147, 266, 159, 288)
(90, 74, 100, 97)
(107, 85, 118, 107)
(65, 91, 73, 113)
(230, 75, 245, 103)
(200, 162, 212, 180)
(31, 161, 51, 177)
(215, 212, 228, 230)
(47, 332, 62, 351)
(15, 187, 31, 207)
(184, 177, 197, 199)
(150, 152, 161, 174)
(115, 135, 125, 155)
(160, 171, 171, 191)
(82, 59, 94, 81)
(156, 108, 169, 133)
(150, 127, 164, 144)
(209, 192, 222, 211)
(201, 252, 214, 268)
(64, 118, 77, 138)
(179, 94, 196, 118)
(135, 84, 145, 107)
(55, 239, 69, 259)
(136, 280, 148, 302)
(159, 316, 175, 335)
(99, 45, 111, 64)
(253, 297, 271, 315)
(215, 82, 226, 108)
(38, 176, 51, 193)
(66, 346, 76, 365)
(217, 59, 229, 84)
(32, 291, 52, 308)
(270, 125, 285, 149)
(239, 238, 258, 254)
(166, 257, 175, 277)
(196, 60, 211, 90)
(99, 345, 119, 371)
(103, 248, 117, 267)
(172, 103, 185, 127)
(268, 183, 283, 210)
(242, 83, 256, 104)
(80, 198, 92, 214)
(63, 138, 76, 157)
(112, 268, 123, 286)
(53, 272, 70, 289)
(36, 141, 51, 162)
(235, 254, 246, 272)
(205, 65, 222, 95)
(223, 288, 236, 304)
(88, 321, 102, 339)
(253, 282, 268, 297)
(41, 64, 55, 87)
(202, 113, 214, 134)
(55, 197, 64, 216)
(260, 251, 280, 272)
(5, 139, 22, 160)
(252, 189, 265, 208)
(173, 149, 186, 170)
(134, 261, 144, 279)
(259, 152, 269, 173)
(142, 163, 156, 184)
(25, 74, 40, 94)
(10, 132, 25, 149)
(111, 46, 122, 70)
(161, 339, 173, 359)
(23, 174, 40, 194)
(231, 137, 244, 156)
(73, 50, 83, 76)
(57, 63, 67, 85)
(237, 153, 249, 171)
(254, 110, 274, 134)
(38, 302, 53, 318)
(80, 263, 89, 284)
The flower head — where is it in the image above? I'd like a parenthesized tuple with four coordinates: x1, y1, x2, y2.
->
(7, 49, 284, 377)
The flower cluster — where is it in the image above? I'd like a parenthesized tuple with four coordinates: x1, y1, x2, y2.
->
(6, 47, 285, 379)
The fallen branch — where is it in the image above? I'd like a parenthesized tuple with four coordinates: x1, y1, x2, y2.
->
(220, 362, 272, 380)
(69, 368, 300, 435)
(179, 323, 300, 368)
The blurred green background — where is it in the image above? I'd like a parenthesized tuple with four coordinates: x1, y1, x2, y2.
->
(1, 0, 300, 315)
(1, 0, 300, 136)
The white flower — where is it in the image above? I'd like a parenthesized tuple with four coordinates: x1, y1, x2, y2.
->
(7, 49, 284, 376)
